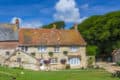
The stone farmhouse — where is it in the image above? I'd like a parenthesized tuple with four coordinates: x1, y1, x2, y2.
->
(0, 19, 87, 70)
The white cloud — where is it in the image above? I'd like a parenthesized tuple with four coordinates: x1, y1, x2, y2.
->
(11, 17, 43, 28)
(54, 0, 87, 23)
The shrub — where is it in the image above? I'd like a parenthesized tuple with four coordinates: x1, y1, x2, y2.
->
(117, 61, 120, 66)
(12, 67, 23, 70)
(87, 56, 95, 68)
(44, 60, 50, 65)
(48, 52, 53, 57)
(63, 51, 68, 55)
(112, 71, 120, 78)
(66, 64, 70, 69)
(81, 67, 85, 70)
(60, 59, 66, 64)
(31, 52, 35, 56)
(40, 63, 43, 66)
(11, 76, 16, 80)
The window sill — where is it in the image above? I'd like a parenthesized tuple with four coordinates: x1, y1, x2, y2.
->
(39, 51, 47, 53)
(69, 51, 78, 53)
(50, 63, 58, 65)
(53, 52, 61, 53)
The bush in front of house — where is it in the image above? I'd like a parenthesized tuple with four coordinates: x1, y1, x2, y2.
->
(87, 56, 95, 68)
(44, 60, 50, 65)
(112, 71, 120, 78)
(65, 64, 70, 69)
(48, 52, 53, 57)
(60, 59, 66, 64)
(12, 67, 23, 70)
(116, 61, 120, 66)
(63, 51, 68, 56)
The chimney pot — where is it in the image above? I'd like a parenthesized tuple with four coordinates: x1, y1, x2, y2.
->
(74, 24, 78, 30)
(15, 18, 19, 29)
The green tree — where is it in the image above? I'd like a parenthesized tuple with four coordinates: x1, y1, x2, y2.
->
(87, 45, 98, 56)
(42, 21, 65, 29)
(77, 11, 120, 55)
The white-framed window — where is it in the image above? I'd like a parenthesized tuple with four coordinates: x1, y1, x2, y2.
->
(70, 46, 78, 52)
(38, 46, 46, 52)
(68, 57, 80, 65)
(50, 58, 58, 64)
(21, 46, 28, 52)
(40, 59, 44, 64)
(54, 46, 60, 52)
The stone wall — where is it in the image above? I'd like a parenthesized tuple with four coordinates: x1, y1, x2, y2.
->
(19, 46, 87, 69)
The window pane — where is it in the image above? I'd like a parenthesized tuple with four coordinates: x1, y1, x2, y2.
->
(38, 46, 46, 52)
(70, 46, 78, 52)
(54, 46, 59, 52)
(50, 58, 57, 64)
(69, 57, 80, 65)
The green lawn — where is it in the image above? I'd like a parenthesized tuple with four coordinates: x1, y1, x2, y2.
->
(0, 67, 119, 80)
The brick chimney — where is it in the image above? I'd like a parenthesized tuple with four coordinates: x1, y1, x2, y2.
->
(15, 18, 19, 29)
(74, 23, 78, 31)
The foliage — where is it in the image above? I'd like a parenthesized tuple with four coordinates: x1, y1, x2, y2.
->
(77, 11, 120, 55)
(31, 52, 35, 56)
(12, 67, 23, 70)
(87, 56, 95, 68)
(63, 51, 68, 55)
(65, 64, 70, 69)
(87, 45, 98, 56)
(116, 61, 120, 66)
(43, 60, 50, 65)
(112, 71, 120, 78)
(48, 52, 53, 57)
(42, 21, 65, 29)
(60, 59, 67, 64)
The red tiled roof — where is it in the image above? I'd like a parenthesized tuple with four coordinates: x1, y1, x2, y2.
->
(0, 42, 18, 49)
(19, 28, 86, 46)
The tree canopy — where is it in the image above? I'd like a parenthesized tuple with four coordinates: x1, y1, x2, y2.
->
(42, 21, 65, 29)
(78, 11, 120, 55)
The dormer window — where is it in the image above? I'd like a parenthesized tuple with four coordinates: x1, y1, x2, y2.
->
(21, 46, 28, 52)
(54, 46, 60, 52)
(71, 46, 78, 52)
(38, 46, 46, 52)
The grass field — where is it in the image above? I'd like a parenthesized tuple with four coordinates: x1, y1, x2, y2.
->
(0, 67, 119, 80)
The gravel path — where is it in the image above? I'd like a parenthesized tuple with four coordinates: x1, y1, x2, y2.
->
(96, 62, 120, 73)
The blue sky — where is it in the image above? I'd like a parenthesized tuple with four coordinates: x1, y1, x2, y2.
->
(0, 0, 120, 28)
